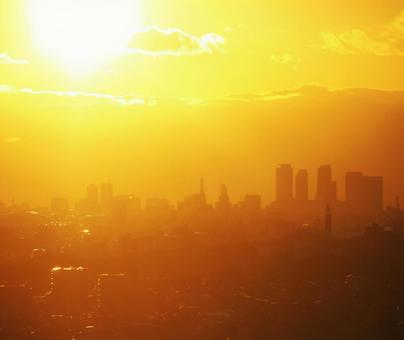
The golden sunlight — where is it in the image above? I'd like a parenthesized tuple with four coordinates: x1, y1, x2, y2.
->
(29, 0, 141, 74)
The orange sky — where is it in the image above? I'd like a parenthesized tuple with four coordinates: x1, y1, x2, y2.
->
(0, 0, 403, 206)
(1, 0, 404, 95)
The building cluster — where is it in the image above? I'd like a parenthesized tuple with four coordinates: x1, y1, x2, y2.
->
(275, 164, 383, 213)
(0, 164, 399, 240)
(0, 166, 403, 339)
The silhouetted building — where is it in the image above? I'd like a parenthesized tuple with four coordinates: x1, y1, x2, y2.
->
(215, 184, 231, 211)
(179, 178, 209, 212)
(145, 198, 171, 212)
(295, 169, 309, 201)
(76, 184, 100, 215)
(325, 204, 332, 238)
(110, 195, 141, 225)
(276, 164, 293, 202)
(145, 198, 174, 226)
(178, 179, 213, 230)
(242, 195, 261, 212)
(316, 165, 336, 205)
(200, 177, 207, 205)
(385, 196, 403, 233)
(345, 172, 383, 215)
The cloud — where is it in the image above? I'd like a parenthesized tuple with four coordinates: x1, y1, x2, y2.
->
(320, 11, 404, 56)
(0, 84, 305, 109)
(0, 84, 335, 109)
(0, 85, 145, 106)
(320, 30, 403, 56)
(127, 27, 225, 56)
(270, 53, 302, 69)
(0, 53, 29, 65)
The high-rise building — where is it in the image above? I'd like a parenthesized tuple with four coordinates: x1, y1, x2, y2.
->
(345, 172, 383, 215)
(295, 169, 309, 201)
(216, 184, 231, 211)
(200, 177, 207, 205)
(178, 178, 209, 221)
(276, 164, 293, 202)
(325, 204, 332, 238)
(316, 165, 336, 204)
(77, 184, 100, 215)
(242, 195, 262, 211)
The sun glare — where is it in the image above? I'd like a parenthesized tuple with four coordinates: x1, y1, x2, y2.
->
(29, 0, 140, 75)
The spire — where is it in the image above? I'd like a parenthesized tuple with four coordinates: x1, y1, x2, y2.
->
(200, 177, 206, 204)
(325, 204, 332, 238)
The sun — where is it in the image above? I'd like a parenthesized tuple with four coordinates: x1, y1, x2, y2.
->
(29, 0, 141, 75)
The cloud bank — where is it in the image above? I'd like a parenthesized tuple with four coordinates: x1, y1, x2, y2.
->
(321, 11, 404, 56)
(0, 85, 145, 106)
(127, 27, 225, 56)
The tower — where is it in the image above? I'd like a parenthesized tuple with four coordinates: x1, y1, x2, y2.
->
(276, 164, 293, 202)
(216, 185, 231, 209)
(325, 204, 332, 238)
(345, 172, 383, 215)
(200, 177, 206, 205)
(316, 165, 336, 205)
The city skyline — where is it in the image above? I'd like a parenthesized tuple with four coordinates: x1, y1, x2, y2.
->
(0, 1, 403, 338)
(1, 87, 403, 207)
(1, 164, 387, 212)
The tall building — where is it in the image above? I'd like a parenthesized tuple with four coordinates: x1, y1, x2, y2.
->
(178, 178, 209, 222)
(276, 164, 293, 202)
(345, 172, 383, 215)
(325, 204, 332, 238)
(76, 184, 100, 215)
(200, 177, 207, 205)
(295, 169, 309, 201)
(242, 195, 262, 212)
(216, 184, 231, 211)
(316, 165, 336, 205)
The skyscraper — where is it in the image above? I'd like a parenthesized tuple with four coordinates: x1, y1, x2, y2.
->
(345, 172, 383, 215)
(242, 195, 262, 212)
(216, 184, 231, 211)
(316, 165, 336, 205)
(200, 177, 207, 205)
(295, 169, 309, 201)
(276, 164, 293, 202)
(325, 204, 332, 238)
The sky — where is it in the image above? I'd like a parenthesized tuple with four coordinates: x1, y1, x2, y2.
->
(0, 0, 403, 206)
(1, 0, 404, 95)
